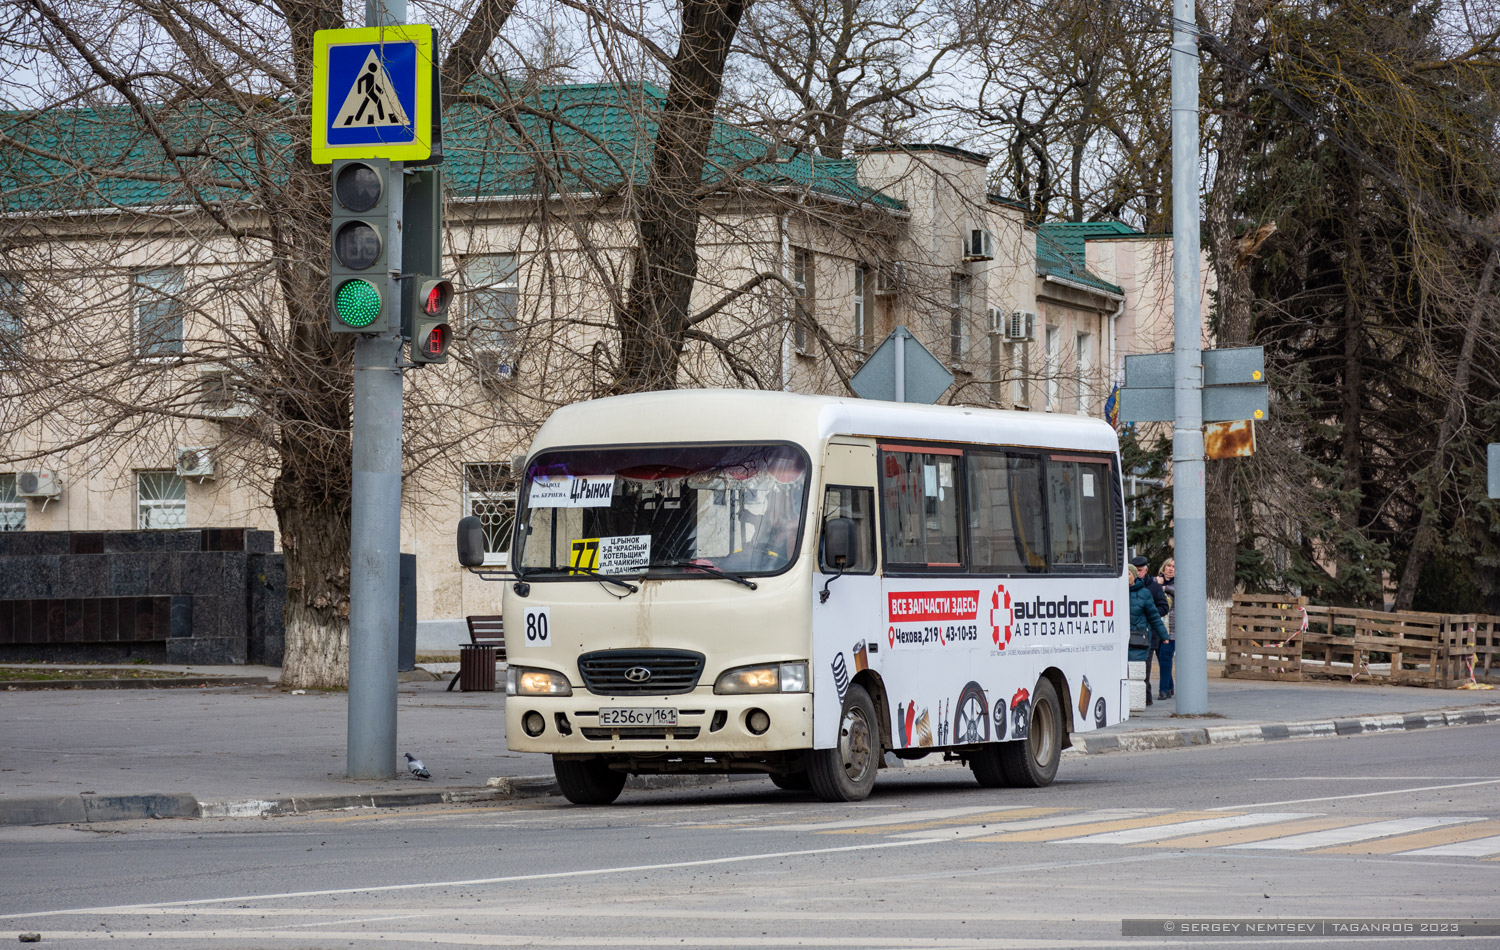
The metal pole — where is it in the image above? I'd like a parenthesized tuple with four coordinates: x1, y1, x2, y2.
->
(894, 326, 906, 402)
(1170, 0, 1207, 714)
(348, 0, 407, 780)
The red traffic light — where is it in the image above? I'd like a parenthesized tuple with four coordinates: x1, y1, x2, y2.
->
(424, 285, 443, 314)
(418, 323, 450, 359)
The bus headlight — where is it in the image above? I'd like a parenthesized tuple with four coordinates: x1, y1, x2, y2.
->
(714, 661, 808, 694)
(507, 667, 573, 696)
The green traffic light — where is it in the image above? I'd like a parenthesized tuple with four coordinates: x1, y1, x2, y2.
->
(335, 279, 382, 328)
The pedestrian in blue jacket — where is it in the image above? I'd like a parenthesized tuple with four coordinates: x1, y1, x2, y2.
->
(1129, 561, 1169, 707)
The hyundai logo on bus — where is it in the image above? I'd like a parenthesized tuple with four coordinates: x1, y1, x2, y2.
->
(623, 667, 653, 683)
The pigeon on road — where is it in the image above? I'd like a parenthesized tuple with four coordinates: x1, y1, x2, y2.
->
(404, 753, 431, 780)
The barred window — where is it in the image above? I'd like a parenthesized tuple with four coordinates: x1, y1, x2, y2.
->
(137, 471, 186, 529)
(464, 463, 518, 564)
(949, 274, 969, 360)
(792, 248, 814, 353)
(0, 474, 24, 531)
(135, 267, 185, 356)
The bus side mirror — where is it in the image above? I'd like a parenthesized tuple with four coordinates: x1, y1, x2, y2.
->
(457, 515, 486, 567)
(824, 517, 856, 570)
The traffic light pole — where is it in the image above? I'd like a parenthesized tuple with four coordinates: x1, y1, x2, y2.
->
(347, 0, 407, 780)
(1170, 0, 1208, 716)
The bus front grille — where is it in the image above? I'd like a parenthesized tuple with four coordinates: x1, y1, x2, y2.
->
(577, 649, 705, 695)
(581, 727, 702, 741)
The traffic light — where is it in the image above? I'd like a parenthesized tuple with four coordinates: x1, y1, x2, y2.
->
(405, 276, 453, 364)
(330, 158, 394, 333)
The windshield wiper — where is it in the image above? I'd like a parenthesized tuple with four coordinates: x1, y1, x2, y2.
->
(656, 559, 758, 590)
(559, 566, 639, 594)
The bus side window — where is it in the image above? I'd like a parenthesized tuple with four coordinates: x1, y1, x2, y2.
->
(967, 452, 1047, 573)
(878, 448, 963, 569)
(1044, 456, 1117, 574)
(820, 486, 875, 573)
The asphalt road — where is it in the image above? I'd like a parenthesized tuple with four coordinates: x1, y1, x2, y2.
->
(4, 724, 1500, 949)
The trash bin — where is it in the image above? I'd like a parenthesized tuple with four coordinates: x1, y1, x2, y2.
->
(458, 644, 497, 691)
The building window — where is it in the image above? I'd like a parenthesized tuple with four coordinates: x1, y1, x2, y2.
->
(1075, 332, 1093, 415)
(137, 471, 186, 529)
(791, 247, 814, 353)
(464, 463, 518, 564)
(1010, 342, 1028, 408)
(465, 255, 518, 357)
(853, 265, 873, 353)
(1044, 325, 1060, 411)
(0, 474, 24, 531)
(0, 276, 22, 360)
(135, 267, 185, 356)
(949, 274, 969, 360)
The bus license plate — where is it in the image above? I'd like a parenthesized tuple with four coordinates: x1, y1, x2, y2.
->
(599, 707, 678, 727)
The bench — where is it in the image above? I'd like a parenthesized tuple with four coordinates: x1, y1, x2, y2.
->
(447, 615, 505, 691)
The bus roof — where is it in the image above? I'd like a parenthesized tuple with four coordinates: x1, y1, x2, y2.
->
(529, 390, 1120, 456)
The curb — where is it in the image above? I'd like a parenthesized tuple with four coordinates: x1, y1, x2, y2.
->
(1070, 704, 1500, 755)
(2, 677, 272, 691)
(3, 705, 1496, 827)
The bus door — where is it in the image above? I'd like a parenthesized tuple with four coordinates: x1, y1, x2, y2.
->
(811, 439, 881, 750)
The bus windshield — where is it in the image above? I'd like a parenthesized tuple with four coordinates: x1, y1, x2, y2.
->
(516, 443, 809, 578)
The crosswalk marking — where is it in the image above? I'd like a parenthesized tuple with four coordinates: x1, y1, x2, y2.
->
(1227, 816, 1472, 850)
(1313, 819, 1500, 855)
(895, 808, 1159, 841)
(1141, 816, 1367, 849)
(1402, 832, 1500, 858)
(824, 807, 1065, 835)
(1054, 812, 1317, 845)
(971, 811, 1227, 844)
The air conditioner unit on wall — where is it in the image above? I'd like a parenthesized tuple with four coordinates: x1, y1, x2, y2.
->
(197, 369, 256, 420)
(986, 307, 1005, 335)
(1006, 311, 1037, 342)
(176, 447, 215, 480)
(16, 470, 60, 498)
(965, 228, 996, 262)
(874, 262, 906, 296)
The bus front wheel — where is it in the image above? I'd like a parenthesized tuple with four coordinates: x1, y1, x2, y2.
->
(996, 678, 1062, 788)
(553, 755, 627, 805)
(808, 684, 879, 802)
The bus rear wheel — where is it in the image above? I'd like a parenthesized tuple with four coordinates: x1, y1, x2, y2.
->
(997, 678, 1062, 788)
(553, 755, 627, 805)
(808, 684, 879, 802)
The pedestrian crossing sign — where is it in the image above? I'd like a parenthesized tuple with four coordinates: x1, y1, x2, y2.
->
(311, 24, 435, 164)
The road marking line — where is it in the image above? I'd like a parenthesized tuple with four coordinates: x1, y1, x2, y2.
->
(1227, 816, 1471, 850)
(897, 809, 1158, 841)
(1208, 778, 1500, 811)
(1312, 819, 1500, 855)
(750, 805, 1025, 833)
(0, 838, 943, 922)
(1056, 812, 1315, 845)
(1140, 816, 1365, 849)
(824, 807, 1065, 835)
(971, 811, 1226, 844)
(1400, 831, 1500, 858)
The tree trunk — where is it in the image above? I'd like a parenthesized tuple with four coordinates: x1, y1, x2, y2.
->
(614, 0, 750, 394)
(1202, 0, 1265, 646)
(1393, 242, 1500, 610)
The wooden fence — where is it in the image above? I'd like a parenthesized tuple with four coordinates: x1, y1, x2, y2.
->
(1224, 594, 1500, 688)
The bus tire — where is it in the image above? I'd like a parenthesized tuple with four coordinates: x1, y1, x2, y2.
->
(553, 756, 627, 805)
(770, 770, 811, 791)
(969, 745, 1009, 787)
(999, 678, 1062, 788)
(808, 683, 879, 802)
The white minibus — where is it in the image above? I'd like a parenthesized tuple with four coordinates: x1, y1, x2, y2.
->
(458, 389, 1129, 803)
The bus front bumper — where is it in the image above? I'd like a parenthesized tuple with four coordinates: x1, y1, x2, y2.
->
(505, 691, 813, 755)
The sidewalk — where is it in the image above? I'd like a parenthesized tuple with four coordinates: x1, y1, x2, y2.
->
(1, 664, 1496, 825)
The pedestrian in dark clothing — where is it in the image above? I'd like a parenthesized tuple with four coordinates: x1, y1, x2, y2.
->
(1128, 564, 1169, 707)
(1132, 555, 1168, 616)
(1155, 558, 1175, 700)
